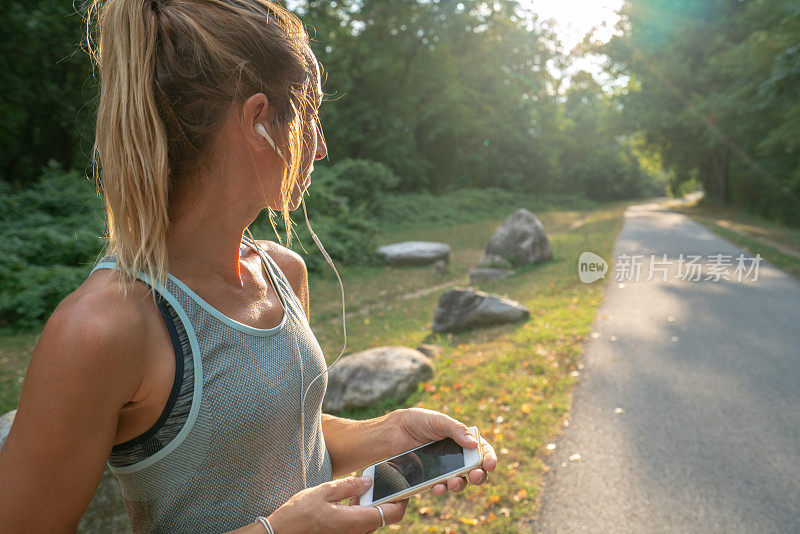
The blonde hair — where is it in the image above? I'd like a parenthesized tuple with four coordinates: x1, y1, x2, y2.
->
(85, 0, 318, 288)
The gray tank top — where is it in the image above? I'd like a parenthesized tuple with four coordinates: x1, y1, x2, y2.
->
(90, 238, 332, 533)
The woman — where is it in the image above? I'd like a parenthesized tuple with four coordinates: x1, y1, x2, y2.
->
(0, 0, 496, 532)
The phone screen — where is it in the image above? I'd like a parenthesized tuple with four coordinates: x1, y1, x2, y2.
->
(371, 437, 465, 501)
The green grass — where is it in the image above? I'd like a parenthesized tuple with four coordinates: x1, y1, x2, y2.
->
(0, 196, 632, 532)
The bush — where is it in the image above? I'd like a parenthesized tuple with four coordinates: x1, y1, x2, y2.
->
(0, 164, 105, 329)
(373, 187, 599, 233)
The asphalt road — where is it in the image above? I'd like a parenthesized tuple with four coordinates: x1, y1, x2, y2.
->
(532, 199, 800, 533)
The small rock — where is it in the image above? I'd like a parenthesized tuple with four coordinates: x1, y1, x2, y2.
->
(432, 287, 530, 333)
(376, 241, 451, 266)
(415, 343, 443, 359)
(469, 267, 513, 284)
(323, 347, 435, 412)
(433, 259, 449, 275)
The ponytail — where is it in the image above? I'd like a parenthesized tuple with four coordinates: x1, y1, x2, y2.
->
(88, 0, 170, 290)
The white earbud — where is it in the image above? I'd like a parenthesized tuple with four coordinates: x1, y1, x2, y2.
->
(255, 122, 289, 165)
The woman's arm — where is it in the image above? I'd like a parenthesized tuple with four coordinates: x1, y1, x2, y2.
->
(0, 285, 150, 532)
(322, 412, 396, 477)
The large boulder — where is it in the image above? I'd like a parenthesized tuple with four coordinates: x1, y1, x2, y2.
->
(469, 254, 514, 284)
(485, 209, 553, 266)
(432, 287, 530, 333)
(0, 409, 130, 533)
(323, 347, 435, 412)
(376, 241, 451, 266)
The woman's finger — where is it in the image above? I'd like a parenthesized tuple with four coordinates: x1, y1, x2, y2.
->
(431, 483, 447, 496)
(466, 468, 485, 485)
(479, 437, 498, 472)
(446, 475, 468, 493)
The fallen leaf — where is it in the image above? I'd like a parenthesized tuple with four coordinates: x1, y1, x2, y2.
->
(460, 517, 478, 525)
(418, 507, 431, 516)
(546, 443, 556, 451)
(520, 403, 531, 414)
(569, 453, 582, 461)
(488, 495, 500, 504)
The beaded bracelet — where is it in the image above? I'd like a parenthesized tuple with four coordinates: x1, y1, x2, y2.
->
(256, 516, 275, 534)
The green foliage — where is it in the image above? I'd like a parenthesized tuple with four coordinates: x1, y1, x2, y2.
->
(373, 187, 598, 234)
(673, 176, 702, 198)
(604, 0, 800, 225)
(0, 164, 105, 329)
(1, 1, 95, 184)
(313, 158, 400, 215)
(254, 159, 388, 273)
(300, 0, 662, 198)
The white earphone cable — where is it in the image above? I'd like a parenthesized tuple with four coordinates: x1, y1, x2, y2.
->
(244, 122, 347, 488)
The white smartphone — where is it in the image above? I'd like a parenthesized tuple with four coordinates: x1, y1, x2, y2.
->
(359, 426, 483, 506)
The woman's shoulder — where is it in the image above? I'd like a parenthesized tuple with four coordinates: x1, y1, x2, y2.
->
(258, 240, 308, 285)
(256, 240, 310, 316)
(36, 269, 160, 387)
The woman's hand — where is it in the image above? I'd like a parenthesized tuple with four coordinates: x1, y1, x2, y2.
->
(266, 476, 407, 534)
(388, 407, 498, 496)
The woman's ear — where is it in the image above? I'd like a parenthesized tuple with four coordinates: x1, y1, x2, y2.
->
(242, 92, 278, 151)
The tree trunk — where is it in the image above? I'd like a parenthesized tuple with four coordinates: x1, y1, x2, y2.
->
(703, 144, 730, 204)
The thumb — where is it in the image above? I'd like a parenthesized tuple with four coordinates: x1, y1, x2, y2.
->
(429, 414, 479, 449)
(322, 475, 373, 502)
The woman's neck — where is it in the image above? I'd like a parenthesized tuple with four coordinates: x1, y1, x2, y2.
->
(165, 172, 263, 288)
